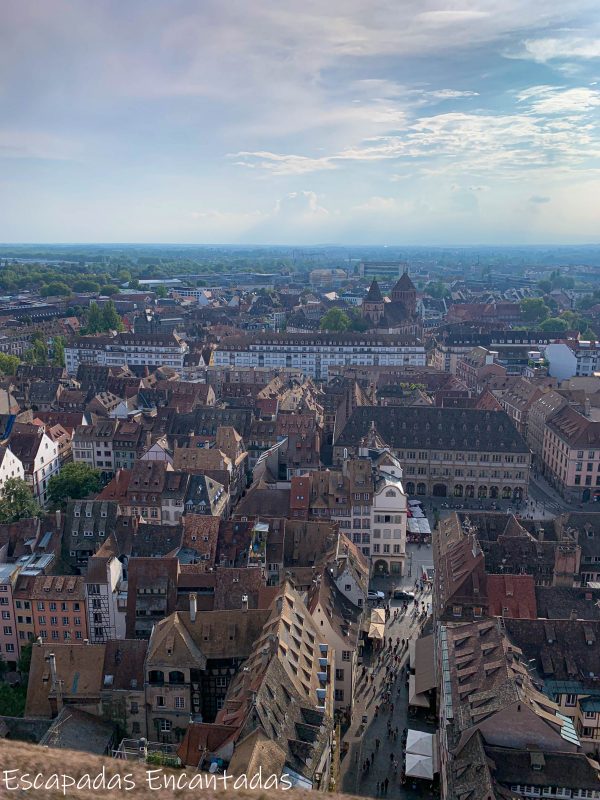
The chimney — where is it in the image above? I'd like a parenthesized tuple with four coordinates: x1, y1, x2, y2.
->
(189, 592, 197, 623)
(55, 509, 62, 529)
(241, 594, 249, 612)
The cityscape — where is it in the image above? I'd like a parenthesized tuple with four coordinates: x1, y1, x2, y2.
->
(2, 2, 600, 800)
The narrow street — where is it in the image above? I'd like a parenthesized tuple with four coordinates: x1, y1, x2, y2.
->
(339, 551, 436, 800)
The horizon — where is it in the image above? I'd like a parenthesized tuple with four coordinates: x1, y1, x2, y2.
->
(2, 2, 600, 244)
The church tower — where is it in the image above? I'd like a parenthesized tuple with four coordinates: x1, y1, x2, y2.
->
(362, 279, 385, 325)
(391, 271, 417, 315)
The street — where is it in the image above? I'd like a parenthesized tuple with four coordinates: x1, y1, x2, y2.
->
(339, 550, 436, 800)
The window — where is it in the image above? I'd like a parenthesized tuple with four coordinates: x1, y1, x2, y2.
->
(156, 696, 165, 707)
(131, 702, 139, 715)
(38, 616, 46, 625)
(335, 668, 345, 680)
(565, 693, 577, 707)
(215, 676, 227, 688)
(334, 689, 344, 701)
(159, 719, 171, 733)
(175, 696, 185, 709)
(342, 651, 351, 661)
(452, 606, 462, 617)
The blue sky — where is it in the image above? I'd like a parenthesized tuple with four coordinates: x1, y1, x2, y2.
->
(1, 0, 600, 244)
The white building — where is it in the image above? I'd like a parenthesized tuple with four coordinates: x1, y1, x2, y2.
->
(64, 333, 189, 375)
(86, 555, 127, 642)
(213, 332, 426, 380)
(367, 450, 408, 577)
(0, 445, 25, 494)
(545, 340, 600, 381)
(9, 427, 60, 506)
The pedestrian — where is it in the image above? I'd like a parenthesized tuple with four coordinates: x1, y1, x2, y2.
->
(371, 751, 375, 764)
(376, 782, 380, 796)
(390, 701, 395, 714)
(376, 737, 380, 750)
(384, 777, 389, 794)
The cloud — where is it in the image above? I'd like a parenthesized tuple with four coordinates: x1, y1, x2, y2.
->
(517, 85, 600, 114)
(423, 89, 480, 100)
(512, 36, 600, 63)
(530, 195, 551, 203)
(274, 191, 329, 217)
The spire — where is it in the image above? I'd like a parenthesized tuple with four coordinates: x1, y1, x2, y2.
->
(392, 271, 416, 294)
(365, 279, 383, 303)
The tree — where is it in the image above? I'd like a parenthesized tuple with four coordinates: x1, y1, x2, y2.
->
(520, 297, 549, 323)
(320, 307, 351, 332)
(0, 478, 42, 523)
(539, 317, 569, 332)
(47, 462, 102, 507)
(40, 281, 71, 297)
(0, 353, 20, 376)
(155, 285, 168, 299)
(99, 284, 120, 296)
(23, 340, 48, 366)
(17, 642, 32, 675)
(73, 279, 101, 293)
(85, 301, 104, 333)
(102, 299, 124, 331)
(52, 335, 65, 367)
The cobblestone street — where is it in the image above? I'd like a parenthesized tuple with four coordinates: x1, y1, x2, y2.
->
(339, 565, 436, 800)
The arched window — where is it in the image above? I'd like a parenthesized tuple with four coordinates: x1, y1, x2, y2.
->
(169, 670, 185, 684)
(406, 482, 415, 495)
(478, 486, 488, 499)
(417, 483, 426, 496)
(502, 486, 512, 499)
(385, 489, 396, 498)
(465, 485, 475, 498)
(454, 485, 463, 497)
(148, 670, 164, 685)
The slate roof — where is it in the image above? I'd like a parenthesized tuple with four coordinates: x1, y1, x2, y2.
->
(336, 406, 529, 452)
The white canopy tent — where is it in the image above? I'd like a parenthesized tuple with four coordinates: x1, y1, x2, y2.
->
(405, 753, 434, 780)
(406, 729, 434, 757)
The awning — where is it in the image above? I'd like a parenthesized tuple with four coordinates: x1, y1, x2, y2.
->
(409, 674, 430, 708)
(371, 608, 385, 624)
(408, 638, 416, 670)
(406, 729, 434, 757)
(407, 518, 431, 535)
(368, 623, 385, 640)
(414, 634, 436, 695)
(405, 753, 433, 780)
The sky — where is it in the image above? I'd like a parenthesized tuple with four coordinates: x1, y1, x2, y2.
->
(1, 0, 600, 245)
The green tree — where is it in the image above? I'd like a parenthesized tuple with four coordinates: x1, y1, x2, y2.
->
(320, 307, 351, 332)
(155, 285, 168, 299)
(520, 297, 550, 323)
(85, 301, 104, 333)
(17, 642, 32, 675)
(52, 335, 65, 367)
(0, 353, 20, 376)
(23, 340, 48, 366)
(99, 284, 120, 296)
(102, 299, 124, 331)
(40, 281, 71, 297)
(48, 462, 102, 507)
(0, 478, 42, 523)
(539, 317, 569, 332)
(73, 279, 100, 293)
(538, 279, 552, 294)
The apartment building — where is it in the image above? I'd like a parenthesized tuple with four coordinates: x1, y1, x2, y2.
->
(545, 339, 600, 381)
(64, 332, 189, 374)
(527, 390, 568, 462)
(30, 575, 88, 643)
(0, 444, 25, 494)
(8, 423, 60, 505)
(0, 563, 20, 666)
(335, 406, 531, 501)
(85, 552, 127, 643)
(64, 499, 119, 571)
(213, 332, 426, 380)
(455, 347, 505, 390)
(543, 405, 600, 503)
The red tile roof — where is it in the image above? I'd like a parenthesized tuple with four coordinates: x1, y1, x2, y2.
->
(487, 573, 537, 619)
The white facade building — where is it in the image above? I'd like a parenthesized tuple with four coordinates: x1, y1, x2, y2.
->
(0, 445, 25, 495)
(65, 333, 189, 375)
(213, 332, 426, 379)
(545, 340, 600, 381)
(86, 556, 127, 642)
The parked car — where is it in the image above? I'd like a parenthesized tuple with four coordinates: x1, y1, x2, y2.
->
(367, 590, 385, 601)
